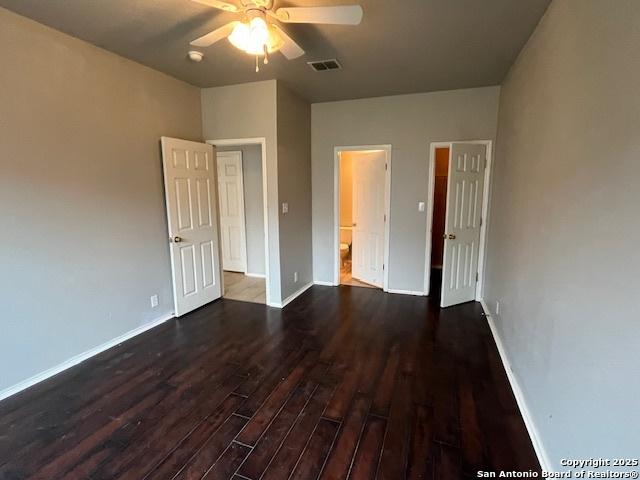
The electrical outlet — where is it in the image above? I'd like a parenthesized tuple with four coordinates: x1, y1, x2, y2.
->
(495, 301, 500, 315)
(282, 202, 289, 214)
(293, 271, 298, 283)
(150, 294, 159, 308)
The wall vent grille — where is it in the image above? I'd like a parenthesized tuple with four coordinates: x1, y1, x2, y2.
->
(307, 59, 342, 72)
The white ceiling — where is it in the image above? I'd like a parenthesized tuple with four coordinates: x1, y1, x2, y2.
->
(0, 0, 551, 102)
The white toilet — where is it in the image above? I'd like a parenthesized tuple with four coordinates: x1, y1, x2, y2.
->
(340, 242, 350, 260)
(339, 227, 352, 262)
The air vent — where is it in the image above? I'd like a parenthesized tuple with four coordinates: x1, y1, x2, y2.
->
(308, 59, 342, 72)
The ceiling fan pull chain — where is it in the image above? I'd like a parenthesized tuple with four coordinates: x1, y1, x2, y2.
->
(264, 45, 269, 65)
(255, 55, 259, 72)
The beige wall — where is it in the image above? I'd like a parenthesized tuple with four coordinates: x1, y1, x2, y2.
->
(276, 83, 313, 299)
(0, 7, 202, 393)
(201, 81, 281, 303)
(484, 0, 640, 469)
(311, 87, 500, 291)
(201, 80, 313, 303)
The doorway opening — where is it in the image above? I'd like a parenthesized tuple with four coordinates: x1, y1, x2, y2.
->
(425, 141, 492, 307)
(334, 146, 391, 290)
(429, 146, 450, 299)
(216, 143, 267, 304)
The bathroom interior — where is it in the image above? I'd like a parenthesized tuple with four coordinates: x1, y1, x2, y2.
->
(339, 151, 376, 288)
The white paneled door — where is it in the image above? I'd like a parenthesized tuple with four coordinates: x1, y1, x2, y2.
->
(161, 137, 221, 316)
(351, 151, 386, 288)
(216, 151, 247, 273)
(441, 143, 486, 308)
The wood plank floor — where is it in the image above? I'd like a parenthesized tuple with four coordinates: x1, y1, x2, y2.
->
(0, 286, 539, 479)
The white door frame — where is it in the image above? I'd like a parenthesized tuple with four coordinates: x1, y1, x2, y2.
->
(424, 140, 493, 300)
(333, 145, 392, 291)
(216, 150, 248, 274)
(207, 138, 270, 305)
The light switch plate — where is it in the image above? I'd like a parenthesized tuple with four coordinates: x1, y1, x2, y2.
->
(150, 294, 159, 308)
(418, 201, 425, 212)
(282, 202, 289, 214)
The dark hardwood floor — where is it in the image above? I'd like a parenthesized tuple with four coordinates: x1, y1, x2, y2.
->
(0, 285, 539, 479)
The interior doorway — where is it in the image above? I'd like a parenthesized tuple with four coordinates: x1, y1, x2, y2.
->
(425, 141, 492, 307)
(429, 146, 450, 298)
(216, 143, 267, 304)
(334, 146, 391, 290)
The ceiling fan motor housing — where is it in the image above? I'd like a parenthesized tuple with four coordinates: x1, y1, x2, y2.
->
(245, 8, 267, 20)
(242, 0, 273, 10)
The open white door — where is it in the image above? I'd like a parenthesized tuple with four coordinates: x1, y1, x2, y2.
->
(216, 151, 247, 273)
(441, 143, 486, 307)
(161, 137, 221, 316)
(351, 151, 386, 288)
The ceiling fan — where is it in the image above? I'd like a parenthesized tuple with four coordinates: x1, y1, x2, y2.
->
(189, 0, 363, 71)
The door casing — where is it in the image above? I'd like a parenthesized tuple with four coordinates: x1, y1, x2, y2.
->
(424, 140, 493, 301)
(333, 145, 391, 291)
(206, 138, 273, 306)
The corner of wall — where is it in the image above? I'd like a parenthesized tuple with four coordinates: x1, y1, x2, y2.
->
(274, 83, 313, 301)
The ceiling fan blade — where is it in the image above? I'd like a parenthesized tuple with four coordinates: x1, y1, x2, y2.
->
(190, 21, 239, 47)
(272, 25, 305, 59)
(190, 0, 239, 13)
(274, 5, 363, 25)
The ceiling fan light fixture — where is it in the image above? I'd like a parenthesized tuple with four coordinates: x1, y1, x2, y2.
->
(189, 0, 365, 71)
(228, 16, 283, 56)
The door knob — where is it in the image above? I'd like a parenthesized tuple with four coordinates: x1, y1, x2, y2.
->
(448, 234, 456, 240)
(171, 236, 183, 243)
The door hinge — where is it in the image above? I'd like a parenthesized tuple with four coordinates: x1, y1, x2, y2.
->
(383, 263, 385, 271)
(479, 216, 483, 227)
(385, 163, 388, 171)
(384, 214, 387, 222)
(476, 272, 479, 282)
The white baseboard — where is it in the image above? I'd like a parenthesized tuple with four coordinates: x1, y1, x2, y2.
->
(479, 299, 552, 472)
(269, 282, 314, 309)
(245, 272, 266, 278)
(312, 282, 426, 296)
(386, 288, 426, 296)
(0, 312, 175, 403)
